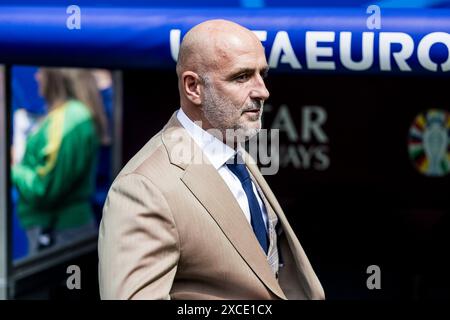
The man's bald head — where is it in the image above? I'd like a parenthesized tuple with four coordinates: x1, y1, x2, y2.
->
(176, 19, 269, 143)
(176, 19, 262, 79)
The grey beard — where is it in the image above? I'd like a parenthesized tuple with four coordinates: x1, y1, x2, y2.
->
(202, 86, 262, 142)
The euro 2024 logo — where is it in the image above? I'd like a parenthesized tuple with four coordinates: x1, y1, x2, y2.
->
(408, 109, 450, 177)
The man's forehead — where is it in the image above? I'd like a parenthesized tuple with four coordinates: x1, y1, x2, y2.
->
(219, 49, 268, 71)
(209, 38, 266, 68)
(213, 31, 260, 52)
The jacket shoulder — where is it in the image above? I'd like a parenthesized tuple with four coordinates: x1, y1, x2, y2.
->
(115, 130, 179, 186)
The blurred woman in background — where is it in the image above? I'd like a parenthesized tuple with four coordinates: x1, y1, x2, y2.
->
(11, 67, 109, 255)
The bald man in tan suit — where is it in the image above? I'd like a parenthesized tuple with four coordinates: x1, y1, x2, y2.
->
(98, 19, 324, 300)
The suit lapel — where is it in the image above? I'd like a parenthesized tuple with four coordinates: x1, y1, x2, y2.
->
(246, 158, 325, 299)
(161, 113, 286, 300)
(181, 164, 286, 299)
(246, 160, 289, 233)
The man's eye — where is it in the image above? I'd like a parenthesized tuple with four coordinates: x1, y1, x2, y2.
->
(235, 74, 249, 81)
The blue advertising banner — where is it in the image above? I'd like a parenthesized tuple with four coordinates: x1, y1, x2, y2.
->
(0, 6, 449, 73)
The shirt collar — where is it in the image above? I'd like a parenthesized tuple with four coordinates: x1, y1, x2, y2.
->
(177, 108, 238, 170)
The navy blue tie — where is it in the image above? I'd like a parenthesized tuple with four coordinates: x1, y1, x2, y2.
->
(227, 154, 268, 254)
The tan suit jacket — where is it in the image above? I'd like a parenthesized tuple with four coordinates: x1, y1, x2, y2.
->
(98, 112, 325, 300)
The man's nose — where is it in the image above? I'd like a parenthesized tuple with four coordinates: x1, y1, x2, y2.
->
(249, 75, 270, 101)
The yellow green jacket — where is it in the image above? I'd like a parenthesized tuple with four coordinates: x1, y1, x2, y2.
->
(12, 100, 99, 230)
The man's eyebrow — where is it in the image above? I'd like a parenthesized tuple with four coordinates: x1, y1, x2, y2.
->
(227, 66, 270, 79)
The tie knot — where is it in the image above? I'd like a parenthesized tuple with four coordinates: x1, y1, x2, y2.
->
(226, 154, 251, 183)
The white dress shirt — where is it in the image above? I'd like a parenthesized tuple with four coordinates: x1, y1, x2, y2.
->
(177, 108, 268, 229)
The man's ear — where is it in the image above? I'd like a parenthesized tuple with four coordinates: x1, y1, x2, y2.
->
(182, 71, 202, 105)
